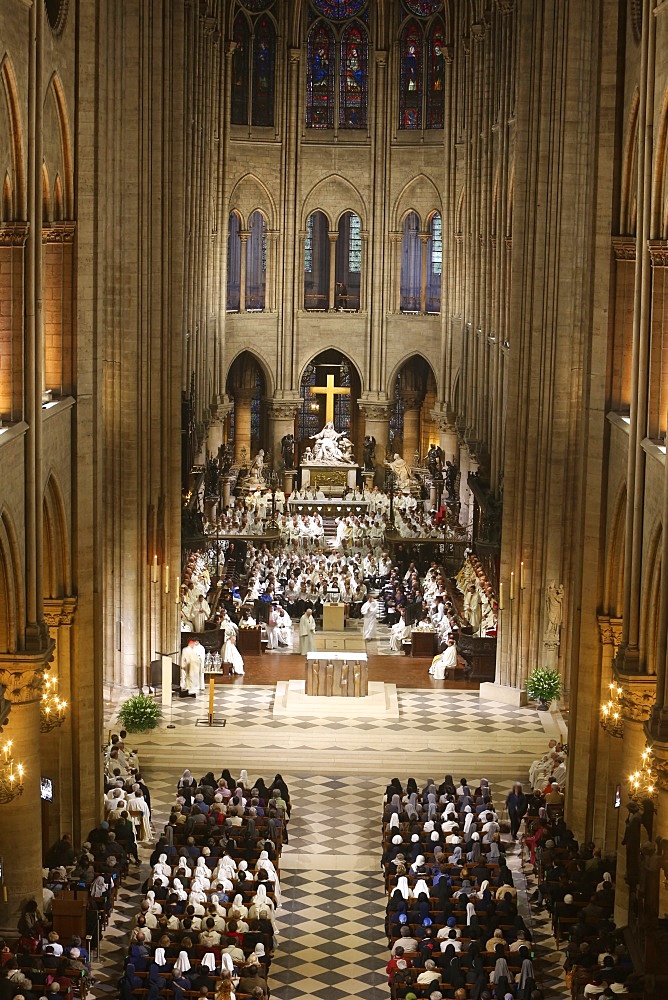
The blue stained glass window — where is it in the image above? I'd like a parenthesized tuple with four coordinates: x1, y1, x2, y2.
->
(339, 22, 368, 128)
(304, 214, 314, 273)
(227, 212, 241, 311)
(252, 15, 276, 126)
(306, 21, 335, 128)
(312, 0, 366, 19)
(400, 211, 421, 311)
(403, 0, 443, 15)
(349, 213, 362, 272)
(430, 212, 442, 275)
(246, 211, 267, 310)
(399, 21, 422, 129)
(426, 19, 445, 128)
(427, 212, 442, 313)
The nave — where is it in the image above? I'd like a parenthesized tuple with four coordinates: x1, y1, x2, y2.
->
(94, 673, 570, 999)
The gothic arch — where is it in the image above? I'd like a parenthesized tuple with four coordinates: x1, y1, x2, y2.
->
(640, 520, 662, 675)
(652, 83, 668, 237)
(45, 72, 74, 218)
(42, 162, 51, 223)
(224, 346, 275, 398)
(620, 88, 639, 236)
(43, 472, 71, 599)
(302, 174, 366, 231)
(387, 351, 439, 400)
(604, 483, 626, 616)
(393, 174, 442, 231)
(228, 173, 277, 229)
(0, 55, 26, 218)
(298, 344, 365, 393)
(0, 508, 24, 654)
(455, 184, 466, 234)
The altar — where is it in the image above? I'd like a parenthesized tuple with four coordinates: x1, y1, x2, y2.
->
(300, 463, 359, 494)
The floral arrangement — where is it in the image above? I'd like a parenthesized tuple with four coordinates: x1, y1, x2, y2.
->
(117, 692, 161, 732)
(525, 667, 562, 709)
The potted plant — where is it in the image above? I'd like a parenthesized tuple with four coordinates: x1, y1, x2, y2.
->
(117, 692, 161, 732)
(525, 667, 562, 711)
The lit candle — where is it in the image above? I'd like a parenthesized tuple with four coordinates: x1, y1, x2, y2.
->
(520, 561, 526, 590)
(164, 565, 170, 595)
(175, 575, 181, 605)
(498, 583, 504, 611)
(510, 571, 515, 601)
(152, 554, 158, 583)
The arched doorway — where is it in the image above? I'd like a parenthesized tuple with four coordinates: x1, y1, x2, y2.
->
(390, 355, 438, 462)
(298, 349, 362, 465)
(226, 352, 267, 464)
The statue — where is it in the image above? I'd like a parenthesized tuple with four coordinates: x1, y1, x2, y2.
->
(247, 448, 266, 486)
(623, 800, 643, 889)
(281, 434, 295, 470)
(544, 582, 564, 641)
(385, 453, 416, 490)
(363, 435, 376, 471)
(310, 421, 355, 464)
(445, 460, 458, 502)
(427, 443, 444, 481)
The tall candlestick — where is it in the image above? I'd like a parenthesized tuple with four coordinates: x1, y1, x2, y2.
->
(175, 575, 180, 605)
(164, 565, 170, 594)
(520, 561, 526, 590)
(152, 554, 158, 583)
(510, 571, 515, 601)
(499, 583, 504, 611)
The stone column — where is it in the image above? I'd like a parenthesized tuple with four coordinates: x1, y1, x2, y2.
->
(328, 232, 338, 311)
(206, 396, 234, 457)
(266, 398, 300, 471)
(0, 651, 52, 930)
(390, 233, 402, 313)
(401, 391, 421, 462)
(238, 231, 249, 313)
(233, 388, 253, 464)
(419, 233, 430, 314)
(592, 616, 624, 854)
(359, 401, 391, 486)
(42, 598, 77, 841)
(431, 409, 459, 465)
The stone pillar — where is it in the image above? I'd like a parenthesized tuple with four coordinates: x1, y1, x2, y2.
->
(401, 392, 421, 463)
(233, 388, 253, 464)
(431, 409, 459, 465)
(328, 232, 338, 311)
(42, 598, 77, 842)
(592, 616, 624, 854)
(390, 233, 402, 313)
(419, 233, 429, 314)
(238, 231, 249, 313)
(206, 396, 233, 457)
(266, 398, 299, 470)
(0, 652, 52, 931)
(359, 401, 391, 486)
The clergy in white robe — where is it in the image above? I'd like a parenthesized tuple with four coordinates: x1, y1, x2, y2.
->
(128, 790, 152, 842)
(222, 634, 245, 675)
(276, 608, 293, 648)
(429, 638, 458, 679)
(191, 594, 210, 632)
(389, 611, 410, 652)
(299, 609, 316, 654)
(361, 597, 380, 640)
(180, 640, 200, 694)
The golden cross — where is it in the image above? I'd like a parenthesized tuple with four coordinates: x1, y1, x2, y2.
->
(310, 373, 350, 425)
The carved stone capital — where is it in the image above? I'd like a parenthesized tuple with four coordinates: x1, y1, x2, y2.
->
(358, 401, 391, 422)
(495, 0, 515, 12)
(648, 240, 668, 267)
(612, 236, 636, 261)
(42, 223, 76, 245)
(597, 614, 623, 651)
(430, 409, 457, 435)
(265, 398, 300, 421)
(0, 224, 29, 247)
(400, 390, 422, 411)
(43, 597, 77, 629)
(375, 50, 388, 67)
(620, 683, 656, 724)
(289, 48, 301, 65)
(504, 236, 512, 252)
(0, 643, 55, 705)
(444, 45, 454, 64)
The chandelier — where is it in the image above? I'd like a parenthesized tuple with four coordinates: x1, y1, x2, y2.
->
(600, 681, 624, 738)
(0, 740, 25, 804)
(40, 675, 67, 733)
(629, 745, 657, 802)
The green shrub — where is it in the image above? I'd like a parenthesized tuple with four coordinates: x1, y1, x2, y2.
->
(117, 692, 161, 732)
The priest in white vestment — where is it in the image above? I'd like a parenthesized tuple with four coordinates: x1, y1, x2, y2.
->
(361, 596, 380, 640)
(222, 633, 245, 675)
(299, 609, 317, 654)
(389, 610, 410, 652)
(429, 638, 458, 679)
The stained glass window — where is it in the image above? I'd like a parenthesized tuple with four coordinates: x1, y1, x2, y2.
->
(304, 211, 330, 309)
(426, 19, 445, 128)
(399, 21, 422, 130)
(335, 212, 361, 310)
(306, 21, 335, 128)
(427, 212, 442, 313)
(349, 212, 362, 272)
(231, 12, 250, 125)
(312, 0, 366, 19)
(252, 15, 276, 126)
(304, 214, 314, 273)
(403, 0, 443, 14)
(250, 371, 262, 447)
(390, 372, 405, 452)
(339, 22, 368, 128)
(299, 364, 320, 444)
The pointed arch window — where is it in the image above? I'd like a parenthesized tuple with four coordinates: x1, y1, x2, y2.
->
(335, 211, 362, 310)
(231, 5, 277, 128)
(426, 212, 442, 313)
(246, 211, 267, 310)
(339, 22, 368, 128)
(400, 211, 421, 312)
(227, 212, 241, 311)
(303, 210, 330, 309)
(306, 21, 336, 128)
(399, 12, 446, 131)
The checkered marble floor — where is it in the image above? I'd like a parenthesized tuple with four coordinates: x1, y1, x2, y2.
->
(98, 688, 569, 999)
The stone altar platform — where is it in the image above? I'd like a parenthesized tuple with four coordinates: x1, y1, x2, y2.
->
(273, 679, 399, 718)
(305, 650, 368, 696)
(300, 463, 359, 494)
